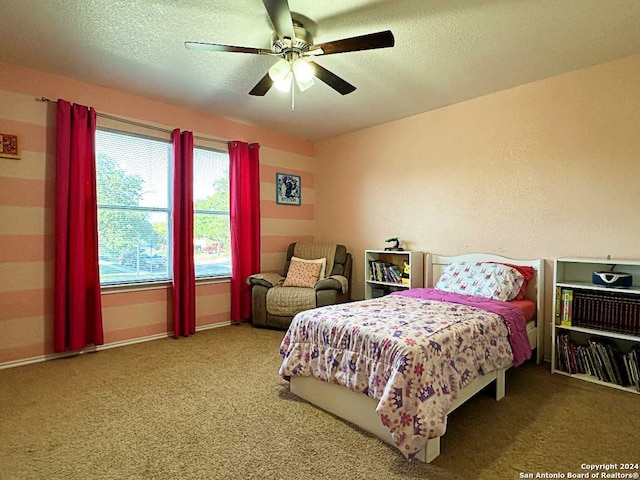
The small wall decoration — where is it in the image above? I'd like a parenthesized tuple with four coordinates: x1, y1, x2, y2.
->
(0, 133, 20, 160)
(276, 172, 301, 206)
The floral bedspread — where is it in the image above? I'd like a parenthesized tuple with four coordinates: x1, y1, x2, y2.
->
(278, 292, 525, 457)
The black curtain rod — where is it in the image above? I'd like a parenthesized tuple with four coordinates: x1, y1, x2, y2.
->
(38, 97, 228, 146)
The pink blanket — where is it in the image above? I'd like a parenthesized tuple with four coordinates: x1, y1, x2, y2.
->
(392, 288, 532, 366)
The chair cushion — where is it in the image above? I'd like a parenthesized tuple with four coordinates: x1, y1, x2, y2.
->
(266, 286, 316, 316)
(283, 257, 323, 288)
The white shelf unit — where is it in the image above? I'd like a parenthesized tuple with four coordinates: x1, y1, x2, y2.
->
(551, 257, 640, 394)
(364, 250, 423, 300)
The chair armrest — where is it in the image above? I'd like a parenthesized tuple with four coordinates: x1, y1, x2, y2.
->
(247, 272, 284, 288)
(315, 275, 348, 294)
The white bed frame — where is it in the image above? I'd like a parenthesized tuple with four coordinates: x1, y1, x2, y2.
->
(290, 253, 544, 463)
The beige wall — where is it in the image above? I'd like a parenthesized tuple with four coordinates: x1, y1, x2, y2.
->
(314, 53, 640, 357)
(3, 51, 640, 364)
(0, 61, 315, 365)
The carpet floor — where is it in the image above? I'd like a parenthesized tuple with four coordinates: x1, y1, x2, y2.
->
(1, 324, 638, 480)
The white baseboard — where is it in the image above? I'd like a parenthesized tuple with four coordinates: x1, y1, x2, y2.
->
(0, 321, 231, 370)
(196, 321, 231, 332)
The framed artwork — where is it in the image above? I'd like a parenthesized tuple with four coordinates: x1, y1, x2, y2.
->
(276, 172, 301, 206)
(0, 133, 20, 160)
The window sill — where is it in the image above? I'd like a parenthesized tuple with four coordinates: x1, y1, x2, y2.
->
(101, 280, 171, 294)
(196, 276, 231, 285)
(101, 276, 231, 294)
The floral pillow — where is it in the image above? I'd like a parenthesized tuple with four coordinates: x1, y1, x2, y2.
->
(435, 262, 525, 301)
(283, 257, 324, 288)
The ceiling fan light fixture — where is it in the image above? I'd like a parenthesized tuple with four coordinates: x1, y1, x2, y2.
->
(295, 75, 315, 92)
(268, 58, 291, 82)
(274, 71, 293, 92)
(292, 58, 314, 82)
(185, 2, 395, 100)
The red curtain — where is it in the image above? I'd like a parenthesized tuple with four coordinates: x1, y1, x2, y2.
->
(172, 129, 196, 337)
(229, 141, 261, 322)
(54, 100, 104, 352)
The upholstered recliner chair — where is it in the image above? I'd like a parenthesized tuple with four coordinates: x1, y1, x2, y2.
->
(247, 242, 352, 329)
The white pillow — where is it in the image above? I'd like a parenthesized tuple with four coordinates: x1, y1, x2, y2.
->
(289, 256, 327, 279)
(435, 262, 524, 301)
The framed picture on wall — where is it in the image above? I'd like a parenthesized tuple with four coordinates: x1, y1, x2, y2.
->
(275, 172, 301, 206)
(0, 133, 20, 160)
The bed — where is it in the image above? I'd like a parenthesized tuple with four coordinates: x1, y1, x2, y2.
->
(279, 253, 544, 462)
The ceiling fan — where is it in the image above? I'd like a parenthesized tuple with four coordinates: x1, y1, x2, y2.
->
(184, 0, 395, 98)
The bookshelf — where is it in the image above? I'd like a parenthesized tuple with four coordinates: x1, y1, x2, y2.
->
(364, 250, 423, 300)
(552, 257, 640, 394)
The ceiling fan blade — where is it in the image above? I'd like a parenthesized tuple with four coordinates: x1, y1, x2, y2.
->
(249, 73, 274, 96)
(262, 0, 295, 40)
(309, 62, 356, 95)
(309, 30, 395, 56)
(185, 41, 273, 55)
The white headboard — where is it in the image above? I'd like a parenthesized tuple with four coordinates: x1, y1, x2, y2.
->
(426, 252, 545, 361)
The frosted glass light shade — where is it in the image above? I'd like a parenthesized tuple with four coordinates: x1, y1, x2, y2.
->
(292, 59, 314, 82)
(274, 71, 293, 92)
(295, 75, 315, 92)
(268, 59, 291, 82)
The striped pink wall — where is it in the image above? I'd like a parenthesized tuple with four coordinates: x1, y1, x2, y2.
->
(0, 61, 315, 366)
(259, 146, 316, 274)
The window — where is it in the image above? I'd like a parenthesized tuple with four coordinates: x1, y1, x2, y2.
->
(95, 129, 171, 285)
(95, 130, 231, 285)
(193, 146, 231, 278)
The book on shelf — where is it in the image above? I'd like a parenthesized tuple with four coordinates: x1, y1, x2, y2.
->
(561, 289, 573, 326)
(556, 333, 639, 388)
(368, 259, 404, 285)
(629, 347, 640, 391)
(601, 341, 624, 385)
(570, 289, 640, 335)
(388, 264, 402, 283)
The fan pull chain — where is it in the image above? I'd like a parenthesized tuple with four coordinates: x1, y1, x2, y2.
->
(291, 82, 295, 111)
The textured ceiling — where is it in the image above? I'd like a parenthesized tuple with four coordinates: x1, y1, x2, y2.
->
(2, 0, 640, 141)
